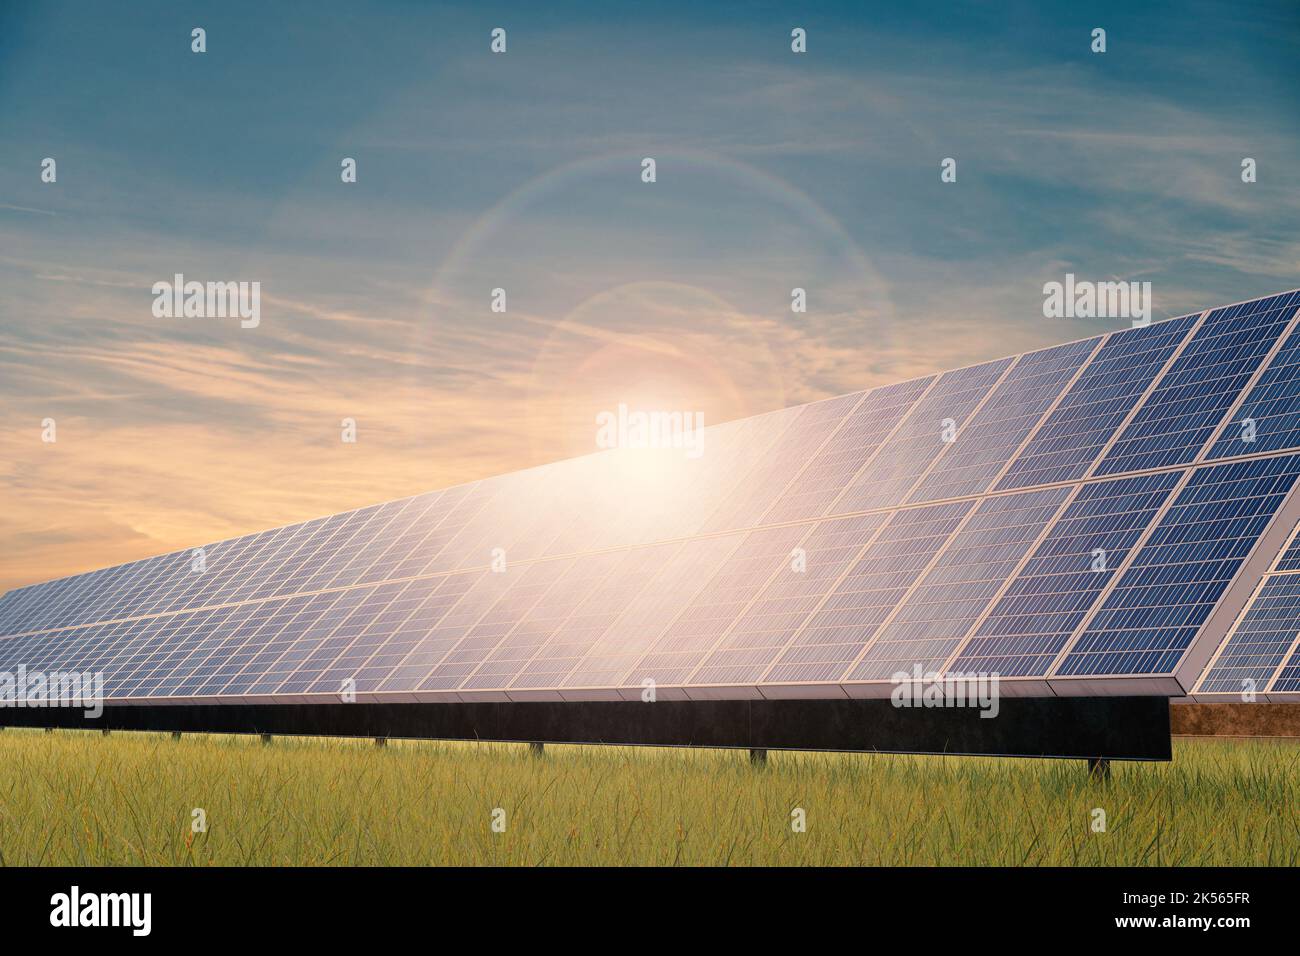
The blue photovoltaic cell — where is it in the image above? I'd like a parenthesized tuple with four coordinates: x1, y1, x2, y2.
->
(831, 358, 1013, 514)
(996, 315, 1197, 491)
(221, 526, 326, 605)
(1097, 294, 1299, 476)
(206, 592, 344, 696)
(690, 513, 889, 685)
(8, 557, 128, 634)
(112, 544, 217, 623)
(370, 571, 485, 691)
(1196, 574, 1300, 694)
(285, 513, 385, 592)
(1272, 521, 1300, 572)
(61, 556, 159, 626)
(0, 627, 46, 676)
(1205, 292, 1300, 460)
(301, 582, 431, 695)
(510, 543, 680, 689)
(120, 607, 227, 697)
(460, 550, 627, 690)
(350, 492, 448, 585)
(416, 559, 573, 690)
(426, 472, 552, 574)
(19, 563, 112, 633)
(145, 534, 262, 618)
(0, 483, 470, 640)
(273, 586, 386, 694)
(387, 483, 491, 577)
(625, 523, 812, 686)
(231, 516, 335, 602)
(762, 500, 974, 684)
(214, 594, 357, 697)
(950, 471, 1182, 677)
(702, 392, 864, 534)
(98, 615, 169, 697)
(848, 486, 1071, 681)
(302, 578, 444, 694)
(390, 564, 533, 691)
(0, 581, 48, 635)
(908, 338, 1098, 503)
(562, 536, 736, 688)
(1058, 454, 1300, 676)
(1273, 643, 1300, 693)
(187, 594, 322, 696)
(125, 605, 228, 696)
(759, 377, 934, 523)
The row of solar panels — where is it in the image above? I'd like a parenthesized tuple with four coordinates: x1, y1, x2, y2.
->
(1, 289, 1299, 704)
(0, 454, 1297, 702)
(4, 289, 1299, 643)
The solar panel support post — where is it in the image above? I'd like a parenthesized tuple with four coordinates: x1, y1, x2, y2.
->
(749, 748, 768, 766)
(260, 733, 272, 745)
(1087, 758, 1111, 781)
(172, 731, 181, 741)
(101, 728, 110, 736)
(375, 737, 387, 748)
(529, 741, 544, 756)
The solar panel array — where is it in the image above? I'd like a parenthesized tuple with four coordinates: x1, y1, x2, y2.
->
(4, 289, 1300, 705)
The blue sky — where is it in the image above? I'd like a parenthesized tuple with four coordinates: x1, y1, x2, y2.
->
(2, 0, 1298, 589)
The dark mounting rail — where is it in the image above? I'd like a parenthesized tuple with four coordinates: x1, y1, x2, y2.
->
(1, 695, 1171, 762)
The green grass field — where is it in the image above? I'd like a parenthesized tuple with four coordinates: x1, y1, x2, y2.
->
(1, 729, 1296, 865)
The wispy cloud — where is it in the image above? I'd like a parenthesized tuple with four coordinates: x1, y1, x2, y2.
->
(2, 0, 1297, 591)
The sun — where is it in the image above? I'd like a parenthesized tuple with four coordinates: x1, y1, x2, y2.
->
(524, 281, 787, 462)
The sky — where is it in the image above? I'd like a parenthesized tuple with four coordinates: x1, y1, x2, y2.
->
(1, 0, 1298, 593)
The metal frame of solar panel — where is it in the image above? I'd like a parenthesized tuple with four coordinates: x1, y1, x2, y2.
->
(4, 288, 1300, 759)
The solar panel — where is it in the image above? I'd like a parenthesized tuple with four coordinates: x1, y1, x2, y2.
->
(623, 523, 812, 688)
(376, 571, 488, 691)
(908, 338, 1099, 503)
(1272, 521, 1300, 573)
(702, 392, 864, 533)
(1057, 453, 1300, 677)
(763, 501, 974, 684)
(831, 357, 1013, 514)
(1205, 295, 1300, 461)
(760, 378, 933, 523)
(1194, 575, 1300, 695)
(1272, 632, 1300, 693)
(1095, 294, 1300, 476)
(847, 486, 1072, 681)
(995, 314, 1199, 491)
(690, 513, 889, 686)
(950, 472, 1182, 678)
(563, 536, 736, 693)
(1190, 516, 1300, 699)
(5, 289, 1300, 709)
